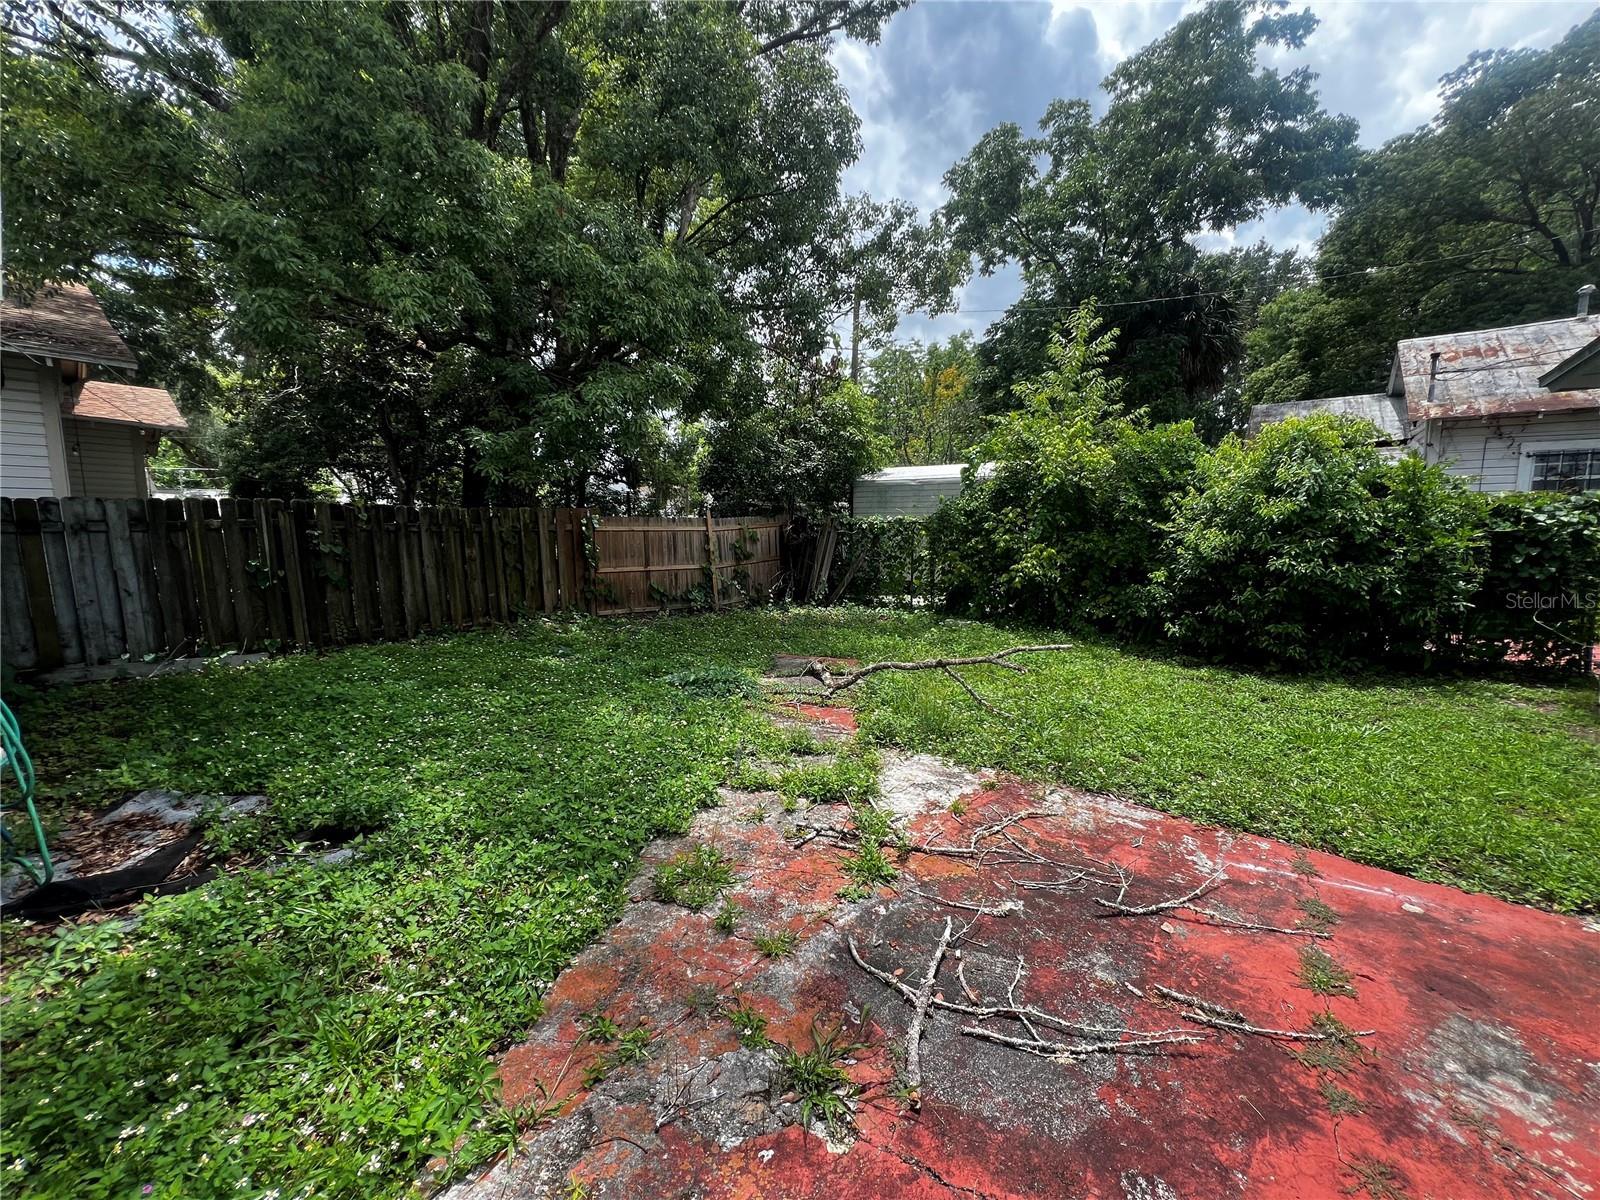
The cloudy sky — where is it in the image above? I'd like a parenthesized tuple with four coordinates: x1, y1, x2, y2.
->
(831, 0, 1596, 344)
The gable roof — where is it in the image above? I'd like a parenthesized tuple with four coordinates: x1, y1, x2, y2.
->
(65, 380, 186, 431)
(0, 283, 139, 370)
(1244, 393, 1407, 442)
(1388, 315, 1600, 420)
(1537, 333, 1600, 392)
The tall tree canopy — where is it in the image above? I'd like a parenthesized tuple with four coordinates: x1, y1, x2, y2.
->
(1243, 11, 1600, 408)
(865, 333, 982, 465)
(2, 0, 914, 506)
(937, 0, 1357, 438)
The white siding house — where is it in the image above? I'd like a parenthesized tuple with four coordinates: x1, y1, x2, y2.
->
(0, 357, 71, 496)
(1, 284, 186, 498)
(1247, 304, 1600, 493)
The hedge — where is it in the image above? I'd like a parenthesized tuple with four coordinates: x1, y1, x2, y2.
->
(926, 413, 1599, 672)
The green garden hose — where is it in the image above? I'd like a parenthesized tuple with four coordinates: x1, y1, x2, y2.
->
(1, 699, 53, 887)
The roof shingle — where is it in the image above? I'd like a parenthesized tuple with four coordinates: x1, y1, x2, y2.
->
(0, 283, 139, 369)
(65, 380, 186, 431)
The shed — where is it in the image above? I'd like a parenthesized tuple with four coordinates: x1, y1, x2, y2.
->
(852, 464, 989, 517)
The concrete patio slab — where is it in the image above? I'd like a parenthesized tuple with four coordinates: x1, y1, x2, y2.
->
(443, 709, 1600, 1200)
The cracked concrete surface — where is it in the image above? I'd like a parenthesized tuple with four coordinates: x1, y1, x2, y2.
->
(439, 704, 1600, 1200)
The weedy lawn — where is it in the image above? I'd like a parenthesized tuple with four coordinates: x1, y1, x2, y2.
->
(3, 608, 1595, 1199)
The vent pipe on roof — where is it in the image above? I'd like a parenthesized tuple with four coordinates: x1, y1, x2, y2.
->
(1579, 283, 1597, 317)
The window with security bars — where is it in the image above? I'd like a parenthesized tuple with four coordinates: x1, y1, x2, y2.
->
(1528, 448, 1600, 493)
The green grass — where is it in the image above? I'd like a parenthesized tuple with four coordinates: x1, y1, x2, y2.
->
(652, 845, 736, 910)
(2, 607, 1595, 1198)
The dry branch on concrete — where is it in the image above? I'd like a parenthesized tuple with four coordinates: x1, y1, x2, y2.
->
(849, 938, 1197, 1046)
(1152, 985, 1374, 1042)
(902, 917, 955, 1107)
(1187, 906, 1332, 938)
(1095, 869, 1228, 916)
(957, 1023, 1205, 1060)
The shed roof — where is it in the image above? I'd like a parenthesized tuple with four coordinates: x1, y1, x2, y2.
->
(856, 463, 968, 484)
(1389, 315, 1600, 420)
(0, 283, 139, 370)
(65, 380, 186, 430)
(1245, 393, 1407, 442)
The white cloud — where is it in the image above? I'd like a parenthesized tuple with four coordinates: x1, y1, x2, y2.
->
(829, 0, 1594, 344)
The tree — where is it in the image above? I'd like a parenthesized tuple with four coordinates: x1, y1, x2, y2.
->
(698, 367, 886, 516)
(1243, 11, 1600, 403)
(937, 1, 1356, 436)
(2, 0, 912, 506)
(865, 333, 982, 465)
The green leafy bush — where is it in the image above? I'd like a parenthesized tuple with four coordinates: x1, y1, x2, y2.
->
(1460, 492, 1600, 668)
(926, 308, 1204, 635)
(826, 517, 933, 605)
(1156, 414, 1485, 668)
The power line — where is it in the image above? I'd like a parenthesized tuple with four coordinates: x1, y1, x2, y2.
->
(938, 224, 1598, 316)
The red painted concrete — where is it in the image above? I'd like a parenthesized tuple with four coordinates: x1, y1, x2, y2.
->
(788, 703, 859, 732)
(458, 719, 1600, 1200)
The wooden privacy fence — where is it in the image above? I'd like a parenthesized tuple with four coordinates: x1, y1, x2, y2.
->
(0, 498, 787, 671)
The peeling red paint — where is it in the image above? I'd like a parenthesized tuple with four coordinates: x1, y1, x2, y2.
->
(790, 703, 858, 731)
(458, 763, 1600, 1200)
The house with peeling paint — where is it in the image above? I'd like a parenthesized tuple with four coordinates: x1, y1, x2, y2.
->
(1248, 289, 1600, 493)
(1, 283, 187, 499)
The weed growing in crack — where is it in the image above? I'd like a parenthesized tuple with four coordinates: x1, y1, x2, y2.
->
(1290, 851, 1321, 878)
(1319, 1078, 1364, 1116)
(725, 1002, 772, 1049)
(713, 900, 744, 933)
(653, 844, 737, 910)
(753, 929, 799, 958)
(685, 983, 722, 1018)
(1296, 896, 1340, 932)
(838, 796, 900, 893)
(726, 762, 780, 793)
(1293, 1013, 1369, 1075)
(840, 839, 897, 890)
(777, 1014, 870, 1138)
(780, 727, 826, 756)
(582, 1025, 652, 1087)
(1344, 1155, 1411, 1199)
(1298, 946, 1357, 997)
(578, 1010, 622, 1044)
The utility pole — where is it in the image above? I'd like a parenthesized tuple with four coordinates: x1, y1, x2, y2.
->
(849, 284, 862, 383)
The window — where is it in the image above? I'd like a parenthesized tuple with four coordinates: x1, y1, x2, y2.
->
(1528, 448, 1600, 493)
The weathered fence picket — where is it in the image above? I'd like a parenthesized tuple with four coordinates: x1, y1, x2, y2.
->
(0, 500, 788, 671)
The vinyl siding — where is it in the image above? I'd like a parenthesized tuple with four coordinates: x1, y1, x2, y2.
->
(1420, 410, 1600, 492)
(1, 355, 67, 496)
(852, 477, 966, 517)
(64, 417, 148, 498)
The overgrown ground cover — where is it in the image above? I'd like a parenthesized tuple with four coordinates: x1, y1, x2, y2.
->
(3, 608, 1596, 1198)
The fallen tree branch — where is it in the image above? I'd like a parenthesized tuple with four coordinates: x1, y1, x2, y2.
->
(903, 917, 954, 1107)
(958, 1024, 1204, 1059)
(941, 665, 1003, 714)
(806, 644, 1075, 698)
(849, 939, 1189, 1041)
(1153, 986, 1375, 1042)
(1187, 906, 1332, 939)
(1095, 870, 1227, 917)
